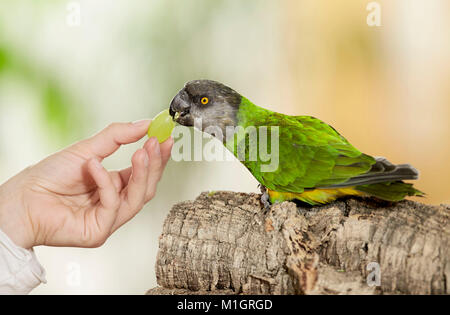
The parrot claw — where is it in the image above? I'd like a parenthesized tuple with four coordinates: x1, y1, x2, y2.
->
(259, 184, 272, 212)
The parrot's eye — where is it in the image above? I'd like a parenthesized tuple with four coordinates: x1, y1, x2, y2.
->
(201, 97, 209, 105)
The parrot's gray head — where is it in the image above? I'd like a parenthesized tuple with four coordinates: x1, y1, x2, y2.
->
(169, 80, 242, 139)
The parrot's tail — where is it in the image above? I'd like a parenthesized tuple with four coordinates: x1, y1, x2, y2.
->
(354, 181, 424, 202)
(325, 157, 420, 188)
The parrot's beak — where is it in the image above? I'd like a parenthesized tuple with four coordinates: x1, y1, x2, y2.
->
(169, 90, 194, 126)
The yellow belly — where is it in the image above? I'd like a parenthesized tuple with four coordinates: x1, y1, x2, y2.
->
(267, 187, 366, 205)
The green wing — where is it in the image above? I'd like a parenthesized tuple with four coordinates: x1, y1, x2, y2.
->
(237, 114, 376, 193)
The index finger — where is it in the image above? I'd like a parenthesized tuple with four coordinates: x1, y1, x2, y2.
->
(82, 120, 151, 158)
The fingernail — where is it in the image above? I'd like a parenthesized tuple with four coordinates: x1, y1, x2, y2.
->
(92, 158, 103, 169)
(132, 119, 150, 127)
(143, 151, 149, 167)
(149, 137, 158, 149)
(153, 141, 161, 156)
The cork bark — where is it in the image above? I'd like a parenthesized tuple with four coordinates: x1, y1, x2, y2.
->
(148, 191, 449, 295)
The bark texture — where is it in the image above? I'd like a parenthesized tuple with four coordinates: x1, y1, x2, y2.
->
(150, 191, 449, 295)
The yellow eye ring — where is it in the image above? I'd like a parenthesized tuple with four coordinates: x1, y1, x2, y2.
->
(201, 97, 209, 105)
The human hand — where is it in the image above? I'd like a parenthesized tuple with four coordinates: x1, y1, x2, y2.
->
(0, 120, 173, 249)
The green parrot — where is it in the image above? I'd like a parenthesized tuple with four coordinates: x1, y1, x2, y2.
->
(169, 80, 423, 206)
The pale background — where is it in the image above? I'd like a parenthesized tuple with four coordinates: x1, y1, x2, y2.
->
(0, 0, 448, 294)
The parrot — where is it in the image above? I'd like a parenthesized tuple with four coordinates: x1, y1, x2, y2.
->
(169, 79, 424, 206)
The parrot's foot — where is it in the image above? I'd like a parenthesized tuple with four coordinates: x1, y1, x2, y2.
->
(259, 184, 272, 212)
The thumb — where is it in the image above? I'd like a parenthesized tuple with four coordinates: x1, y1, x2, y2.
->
(81, 120, 150, 158)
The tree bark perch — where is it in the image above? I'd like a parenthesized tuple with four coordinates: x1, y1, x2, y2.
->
(149, 191, 449, 295)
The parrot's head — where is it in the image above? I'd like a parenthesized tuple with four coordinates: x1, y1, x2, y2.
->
(169, 80, 242, 139)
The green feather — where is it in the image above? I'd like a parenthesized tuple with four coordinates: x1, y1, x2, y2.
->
(356, 182, 424, 201)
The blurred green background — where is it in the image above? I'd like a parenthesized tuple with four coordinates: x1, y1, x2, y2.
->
(0, 0, 448, 294)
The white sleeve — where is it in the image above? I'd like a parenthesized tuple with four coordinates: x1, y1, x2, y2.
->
(0, 228, 46, 295)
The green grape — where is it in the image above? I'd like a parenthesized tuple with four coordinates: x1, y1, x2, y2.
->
(147, 109, 176, 143)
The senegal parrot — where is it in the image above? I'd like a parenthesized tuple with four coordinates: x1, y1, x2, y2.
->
(169, 80, 423, 206)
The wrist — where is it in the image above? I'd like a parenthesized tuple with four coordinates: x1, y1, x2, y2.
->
(0, 171, 36, 249)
